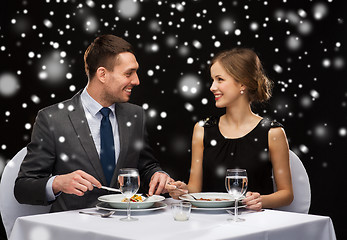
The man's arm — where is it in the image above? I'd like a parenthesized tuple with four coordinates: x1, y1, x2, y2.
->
(15, 109, 56, 205)
(15, 109, 103, 205)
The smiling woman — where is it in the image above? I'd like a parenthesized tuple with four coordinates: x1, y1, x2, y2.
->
(168, 48, 293, 212)
(210, 48, 273, 105)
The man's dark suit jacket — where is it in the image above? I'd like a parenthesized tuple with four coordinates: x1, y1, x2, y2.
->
(14, 91, 162, 212)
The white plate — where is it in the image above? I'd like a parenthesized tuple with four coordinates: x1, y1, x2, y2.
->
(179, 192, 244, 208)
(97, 194, 165, 209)
(96, 201, 167, 212)
(191, 204, 246, 211)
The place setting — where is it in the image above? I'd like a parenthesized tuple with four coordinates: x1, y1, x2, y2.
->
(96, 194, 167, 212)
(175, 169, 250, 222)
(81, 168, 168, 220)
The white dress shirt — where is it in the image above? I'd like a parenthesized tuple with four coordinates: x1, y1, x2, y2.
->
(80, 88, 120, 161)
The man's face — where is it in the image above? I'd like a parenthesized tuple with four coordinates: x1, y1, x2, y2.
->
(103, 52, 140, 104)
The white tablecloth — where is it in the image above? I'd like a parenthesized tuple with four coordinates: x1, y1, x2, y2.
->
(10, 199, 336, 240)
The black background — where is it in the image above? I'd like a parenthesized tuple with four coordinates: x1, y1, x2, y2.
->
(0, 0, 346, 239)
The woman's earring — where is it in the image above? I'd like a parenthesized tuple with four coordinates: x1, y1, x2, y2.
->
(240, 90, 244, 95)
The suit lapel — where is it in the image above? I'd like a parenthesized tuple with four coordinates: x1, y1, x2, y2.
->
(110, 103, 130, 186)
(67, 92, 107, 184)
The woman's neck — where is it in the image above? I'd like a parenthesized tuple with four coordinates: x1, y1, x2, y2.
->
(224, 103, 257, 127)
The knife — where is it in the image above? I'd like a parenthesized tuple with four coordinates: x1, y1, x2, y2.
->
(93, 185, 121, 193)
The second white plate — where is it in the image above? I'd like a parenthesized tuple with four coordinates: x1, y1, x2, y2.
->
(191, 204, 246, 211)
(179, 192, 239, 208)
(96, 201, 167, 212)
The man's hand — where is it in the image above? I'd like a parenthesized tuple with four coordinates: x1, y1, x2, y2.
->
(52, 170, 102, 196)
(166, 181, 188, 199)
(148, 172, 173, 196)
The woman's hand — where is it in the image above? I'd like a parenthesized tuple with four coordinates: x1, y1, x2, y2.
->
(165, 181, 188, 199)
(242, 191, 262, 211)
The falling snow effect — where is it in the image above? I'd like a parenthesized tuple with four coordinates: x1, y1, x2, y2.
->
(0, 1, 346, 236)
(28, 225, 51, 240)
(178, 74, 202, 99)
(0, 72, 20, 97)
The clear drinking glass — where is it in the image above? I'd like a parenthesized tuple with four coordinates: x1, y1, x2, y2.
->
(118, 168, 140, 221)
(225, 169, 248, 222)
(171, 202, 192, 221)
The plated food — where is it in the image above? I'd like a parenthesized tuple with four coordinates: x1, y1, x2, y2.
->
(121, 194, 143, 202)
(196, 198, 230, 201)
(98, 194, 165, 209)
(179, 192, 243, 208)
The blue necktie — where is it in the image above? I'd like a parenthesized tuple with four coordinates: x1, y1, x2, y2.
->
(99, 107, 115, 186)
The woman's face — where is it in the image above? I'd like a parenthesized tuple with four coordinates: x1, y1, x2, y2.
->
(210, 61, 244, 108)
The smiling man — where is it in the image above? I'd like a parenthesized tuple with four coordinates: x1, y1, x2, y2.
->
(14, 35, 172, 212)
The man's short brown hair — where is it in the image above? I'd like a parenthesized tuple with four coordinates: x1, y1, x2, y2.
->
(84, 34, 134, 79)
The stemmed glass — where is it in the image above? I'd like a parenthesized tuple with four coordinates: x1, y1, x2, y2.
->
(225, 169, 248, 222)
(117, 168, 140, 221)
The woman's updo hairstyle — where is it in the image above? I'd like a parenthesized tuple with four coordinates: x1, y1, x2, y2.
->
(210, 48, 273, 103)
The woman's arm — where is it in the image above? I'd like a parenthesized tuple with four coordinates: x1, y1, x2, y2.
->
(187, 122, 205, 193)
(243, 127, 293, 210)
(262, 127, 293, 208)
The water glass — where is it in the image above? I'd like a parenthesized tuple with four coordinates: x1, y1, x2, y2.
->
(118, 168, 140, 221)
(225, 169, 248, 222)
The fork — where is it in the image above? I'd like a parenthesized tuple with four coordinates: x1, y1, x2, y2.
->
(142, 194, 152, 202)
(189, 194, 198, 200)
(79, 210, 116, 218)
